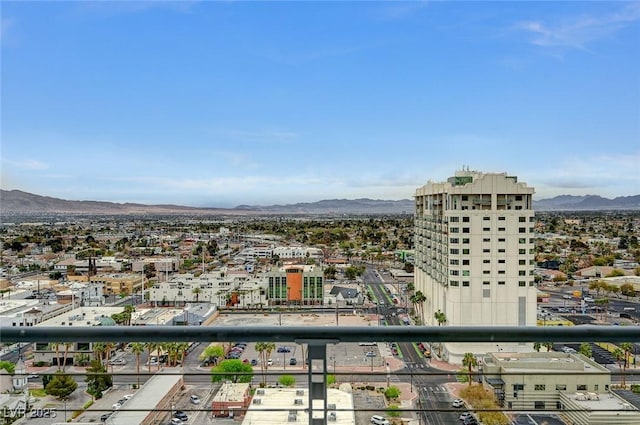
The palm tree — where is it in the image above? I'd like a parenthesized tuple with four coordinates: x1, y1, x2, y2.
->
(462, 352, 478, 386)
(130, 342, 144, 387)
(543, 342, 554, 352)
(621, 342, 634, 377)
(123, 305, 135, 326)
(92, 342, 106, 366)
(144, 342, 158, 374)
(434, 310, 447, 326)
(533, 342, 541, 352)
(255, 342, 276, 386)
(61, 342, 72, 372)
(104, 342, 115, 370)
(50, 343, 61, 370)
(612, 348, 626, 387)
(192, 287, 202, 303)
(579, 343, 592, 358)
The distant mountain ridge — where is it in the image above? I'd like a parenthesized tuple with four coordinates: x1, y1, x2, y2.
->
(1, 189, 638, 215)
(533, 195, 640, 210)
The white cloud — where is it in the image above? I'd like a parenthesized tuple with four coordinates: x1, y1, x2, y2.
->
(515, 3, 640, 50)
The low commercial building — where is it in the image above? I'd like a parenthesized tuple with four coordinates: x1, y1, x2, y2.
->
(482, 351, 611, 411)
(211, 382, 251, 418)
(266, 265, 324, 306)
(243, 387, 355, 425)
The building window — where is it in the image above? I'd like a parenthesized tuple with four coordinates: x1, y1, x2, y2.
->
(462, 270, 470, 276)
(462, 238, 470, 244)
(498, 270, 506, 275)
(498, 259, 505, 264)
(450, 227, 459, 233)
(519, 281, 526, 286)
(483, 289, 490, 297)
(462, 249, 470, 255)
(498, 248, 506, 253)
(483, 249, 490, 253)
(534, 384, 546, 391)
(519, 238, 526, 244)
(594, 385, 599, 391)
(498, 238, 505, 242)
(483, 216, 490, 221)
(577, 384, 587, 391)
(498, 281, 505, 285)
(450, 216, 459, 222)
(450, 270, 459, 276)
(498, 216, 505, 221)
(483, 227, 490, 232)
(519, 260, 526, 265)
(462, 281, 470, 287)
(450, 259, 459, 265)
(534, 401, 545, 409)
(483, 280, 490, 285)
(556, 384, 567, 391)
(462, 216, 470, 222)
(462, 259, 470, 265)
(483, 259, 491, 264)
(519, 249, 526, 254)
(519, 270, 526, 276)
(513, 384, 524, 391)
(450, 238, 459, 244)
(450, 280, 459, 287)
(483, 238, 490, 242)
(450, 249, 459, 254)
(483, 270, 490, 275)
(519, 216, 526, 222)
(519, 227, 526, 233)
(462, 227, 470, 233)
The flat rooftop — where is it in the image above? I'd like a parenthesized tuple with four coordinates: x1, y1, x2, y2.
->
(242, 387, 355, 425)
(36, 306, 124, 327)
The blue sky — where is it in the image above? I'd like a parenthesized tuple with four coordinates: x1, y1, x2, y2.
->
(2, 1, 639, 208)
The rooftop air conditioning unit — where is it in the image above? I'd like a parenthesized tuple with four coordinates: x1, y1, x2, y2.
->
(294, 399, 303, 405)
(328, 404, 336, 410)
(328, 412, 337, 421)
(252, 398, 261, 405)
(288, 414, 297, 422)
(256, 389, 265, 395)
(296, 390, 304, 396)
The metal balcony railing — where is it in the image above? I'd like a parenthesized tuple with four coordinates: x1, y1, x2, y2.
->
(4, 326, 640, 425)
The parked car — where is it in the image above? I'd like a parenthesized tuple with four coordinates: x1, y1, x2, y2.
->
(251, 359, 258, 366)
(190, 395, 201, 404)
(112, 403, 122, 411)
(452, 399, 465, 408)
(289, 358, 297, 365)
(170, 418, 183, 425)
(370, 415, 391, 425)
(277, 346, 291, 353)
(267, 358, 273, 366)
(100, 413, 112, 422)
(462, 416, 478, 425)
(365, 351, 376, 357)
(27, 373, 39, 379)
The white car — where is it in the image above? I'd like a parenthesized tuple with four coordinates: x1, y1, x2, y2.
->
(452, 399, 465, 408)
(583, 297, 594, 302)
(112, 403, 122, 411)
(190, 395, 201, 404)
(267, 358, 273, 366)
(370, 415, 390, 425)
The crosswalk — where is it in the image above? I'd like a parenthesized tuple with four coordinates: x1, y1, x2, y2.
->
(422, 385, 448, 393)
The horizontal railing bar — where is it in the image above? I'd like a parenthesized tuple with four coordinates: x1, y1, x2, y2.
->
(4, 325, 639, 343)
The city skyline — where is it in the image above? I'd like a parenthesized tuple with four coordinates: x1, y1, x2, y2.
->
(2, 1, 639, 208)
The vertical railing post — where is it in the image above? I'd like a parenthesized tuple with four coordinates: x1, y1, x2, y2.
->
(299, 339, 338, 425)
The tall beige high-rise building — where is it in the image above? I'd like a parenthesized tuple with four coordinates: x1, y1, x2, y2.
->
(414, 170, 536, 363)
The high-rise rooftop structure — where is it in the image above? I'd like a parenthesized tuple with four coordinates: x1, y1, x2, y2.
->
(414, 169, 536, 363)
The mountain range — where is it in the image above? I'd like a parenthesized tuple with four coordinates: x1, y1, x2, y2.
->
(0, 189, 638, 215)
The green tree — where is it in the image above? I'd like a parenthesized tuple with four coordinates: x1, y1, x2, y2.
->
(386, 405, 401, 417)
(543, 342, 554, 352)
(199, 344, 224, 365)
(612, 348, 626, 387)
(621, 342, 634, 374)
(85, 360, 112, 399)
(327, 374, 336, 385)
(384, 386, 401, 400)
(278, 375, 296, 387)
(434, 310, 447, 326)
(0, 360, 16, 374)
(192, 287, 202, 302)
(579, 343, 592, 358)
(210, 359, 253, 383)
(462, 353, 478, 386)
(45, 371, 78, 399)
(533, 342, 541, 352)
(130, 342, 145, 387)
(605, 269, 625, 278)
